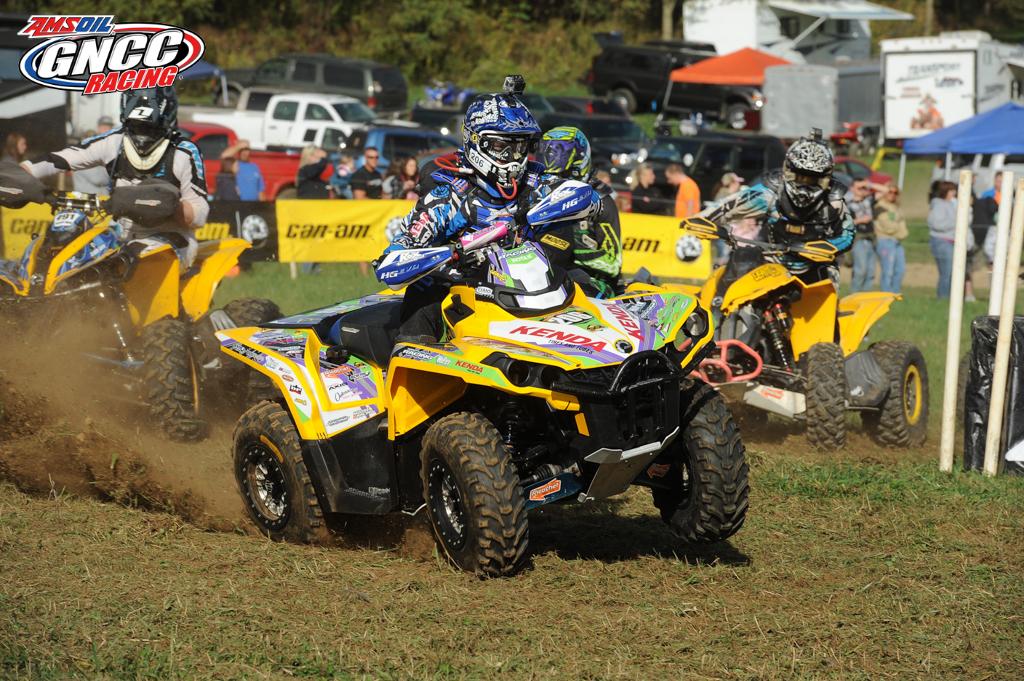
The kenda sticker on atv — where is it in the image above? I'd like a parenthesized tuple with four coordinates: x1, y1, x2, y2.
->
(17, 16, 204, 94)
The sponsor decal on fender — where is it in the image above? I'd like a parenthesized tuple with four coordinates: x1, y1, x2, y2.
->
(508, 325, 607, 352)
(18, 16, 204, 94)
(606, 304, 645, 343)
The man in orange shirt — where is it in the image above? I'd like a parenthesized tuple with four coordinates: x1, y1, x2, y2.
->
(666, 163, 700, 218)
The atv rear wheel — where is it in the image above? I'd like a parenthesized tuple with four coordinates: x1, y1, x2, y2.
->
(804, 342, 847, 450)
(141, 318, 205, 441)
(233, 401, 329, 543)
(420, 412, 528, 577)
(223, 297, 283, 405)
(864, 341, 929, 447)
(653, 380, 749, 543)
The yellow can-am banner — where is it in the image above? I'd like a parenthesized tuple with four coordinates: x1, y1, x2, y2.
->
(2, 200, 711, 281)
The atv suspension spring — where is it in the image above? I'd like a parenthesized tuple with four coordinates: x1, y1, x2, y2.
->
(763, 306, 793, 372)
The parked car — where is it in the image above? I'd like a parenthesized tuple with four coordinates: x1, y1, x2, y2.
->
(220, 53, 408, 115)
(547, 95, 629, 118)
(612, 131, 787, 202)
(178, 122, 326, 200)
(834, 156, 892, 186)
(183, 93, 386, 151)
(586, 39, 763, 125)
(540, 112, 647, 170)
(339, 125, 458, 171)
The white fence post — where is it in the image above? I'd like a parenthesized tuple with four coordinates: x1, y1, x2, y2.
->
(982, 178, 1024, 476)
(939, 169, 975, 473)
(989, 171, 1015, 316)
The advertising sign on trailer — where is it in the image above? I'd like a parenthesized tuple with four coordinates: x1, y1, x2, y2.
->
(884, 51, 976, 140)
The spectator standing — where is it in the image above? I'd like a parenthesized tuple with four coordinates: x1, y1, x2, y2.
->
(978, 172, 1001, 265)
(846, 178, 877, 292)
(72, 117, 114, 194)
(712, 172, 743, 201)
(214, 157, 241, 201)
(226, 140, 265, 201)
(330, 154, 356, 199)
(665, 163, 700, 218)
(296, 145, 331, 199)
(383, 156, 419, 200)
(2, 132, 27, 163)
(630, 164, 663, 215)
(928, 180, 972, 299)
(874, 184, 908, 293)
(351, 147, 384, 199)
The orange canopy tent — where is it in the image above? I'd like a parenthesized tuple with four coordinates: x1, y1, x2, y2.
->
(670, 47, 791, 86)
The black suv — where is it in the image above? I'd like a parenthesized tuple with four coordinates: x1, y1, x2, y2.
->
(610, 131, 786, 200)
(586, 40, 762, 125)
(222, 53, 408, 115)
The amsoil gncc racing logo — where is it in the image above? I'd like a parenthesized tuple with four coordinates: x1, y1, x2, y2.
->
(18, 16, 204, 94)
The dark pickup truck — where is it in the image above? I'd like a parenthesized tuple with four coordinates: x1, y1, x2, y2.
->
(585, 40, 763, 127)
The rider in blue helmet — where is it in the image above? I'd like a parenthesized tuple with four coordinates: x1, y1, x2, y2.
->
(381, 77, 598, 342)
(537, 126, 622, 297)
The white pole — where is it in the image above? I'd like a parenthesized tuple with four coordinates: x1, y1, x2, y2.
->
(944, 152, 953, 181)
(989, 171, 1015, 316)
(898, 153, 906, 190)
(289, 261, 298, 280)
(982, 178, 1024, 477)
(939, 169, 975, 473)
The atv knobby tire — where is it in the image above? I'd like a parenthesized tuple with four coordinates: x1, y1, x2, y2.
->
(233, 401, 329, 543)
(420, 412, 528, 577)
(865, 341, 929, 447)
(222, 297, 282, 405)
(804, 342, 847, 450)
(141, 318, 205, 441)
(653, 380, 749, 543)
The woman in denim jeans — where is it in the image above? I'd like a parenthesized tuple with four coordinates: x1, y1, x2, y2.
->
(927, 181, 972, 298)
(874, 184, 908, 293)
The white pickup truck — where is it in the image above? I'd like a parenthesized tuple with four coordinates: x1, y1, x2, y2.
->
(180, 92, 413, 150)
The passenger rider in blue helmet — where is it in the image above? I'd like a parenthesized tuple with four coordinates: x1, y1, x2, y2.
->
(379, 77, 597, 343)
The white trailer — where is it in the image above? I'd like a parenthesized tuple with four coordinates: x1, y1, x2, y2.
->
(881, 31, 1024, 141)
(684, 0, 911, 65)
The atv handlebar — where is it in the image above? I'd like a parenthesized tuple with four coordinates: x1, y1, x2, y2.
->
(681, 217, 838, 263)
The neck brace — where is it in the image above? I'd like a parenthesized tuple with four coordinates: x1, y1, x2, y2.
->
(122, 136, 170, 171)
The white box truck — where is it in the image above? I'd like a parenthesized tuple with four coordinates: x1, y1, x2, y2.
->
(881, 31, 1024, 141)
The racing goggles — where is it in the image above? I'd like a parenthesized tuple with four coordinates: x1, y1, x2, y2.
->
(785, 168, 830, 190)
(539, 140, 575, 174)
(479, 132, 534, 165)
(126, 120, 166, 153)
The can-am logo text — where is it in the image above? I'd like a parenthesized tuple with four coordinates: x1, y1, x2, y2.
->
(18, 16, 204, 94)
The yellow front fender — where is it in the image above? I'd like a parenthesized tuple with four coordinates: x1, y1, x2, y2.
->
(838, 292, 900, 356)
(180, 238, 249, 321)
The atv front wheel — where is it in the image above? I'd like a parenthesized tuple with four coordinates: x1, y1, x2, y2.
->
(141, 318, 205, 441)
(223, 297, 283, 405)
(653, 380, 749, 543)
(420, 412, 528, 577)
(864, 341, 929, 447)
(233, 401, 329, 543)
(804, 342, 847, 450)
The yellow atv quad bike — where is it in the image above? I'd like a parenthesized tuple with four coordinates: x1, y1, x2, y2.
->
(678, 217, 928, 450)
(0, 165, 280, 441)
(219, 182, 749, 576)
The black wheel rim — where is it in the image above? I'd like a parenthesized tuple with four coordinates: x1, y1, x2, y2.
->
(243, 443, 289, 528)
(427, 458, 467, 550)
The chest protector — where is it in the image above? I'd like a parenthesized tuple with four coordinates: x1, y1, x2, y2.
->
(110, 142, 180, 188)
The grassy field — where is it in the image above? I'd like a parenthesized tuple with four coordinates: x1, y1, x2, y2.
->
(2, 262, 1023, 678)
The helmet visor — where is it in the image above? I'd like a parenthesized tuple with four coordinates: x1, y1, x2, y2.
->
(539, 140, 575, 176)
(479, 132, 532, 165)
(126, 121, 165, 155)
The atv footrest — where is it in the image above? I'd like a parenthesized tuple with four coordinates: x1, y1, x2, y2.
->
(695, 339, 763, 384)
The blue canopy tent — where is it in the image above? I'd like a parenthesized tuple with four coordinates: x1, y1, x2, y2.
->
(178, 59, 229, 105)
(901, 103, 1024, 185)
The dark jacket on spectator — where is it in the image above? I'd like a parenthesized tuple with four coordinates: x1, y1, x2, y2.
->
(297, 159, 331, 199)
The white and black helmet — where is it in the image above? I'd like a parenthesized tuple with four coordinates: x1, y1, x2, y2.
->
(782, 129, 833, 211)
